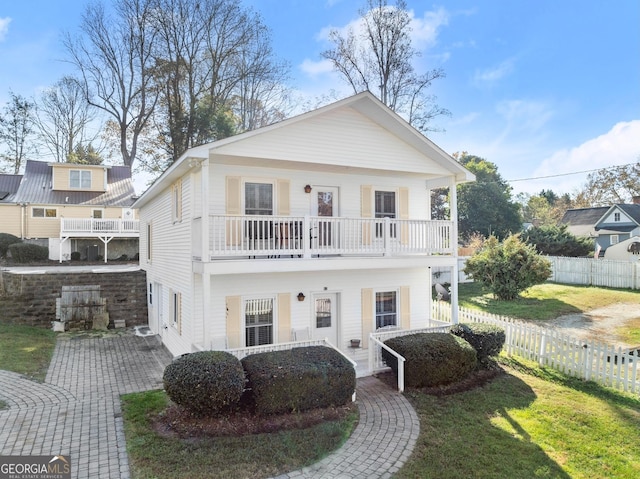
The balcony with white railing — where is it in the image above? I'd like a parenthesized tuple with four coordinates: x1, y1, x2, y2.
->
(60, 218, 140, 237)
(194, 215, 453, 260)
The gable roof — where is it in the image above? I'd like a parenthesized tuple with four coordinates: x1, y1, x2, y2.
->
(11, 160, 136, 207)
(560, 207, 610, 237)
(135, 91, 475, 208)
(593, 204, 640, 232)
(0, 174, 23, 202)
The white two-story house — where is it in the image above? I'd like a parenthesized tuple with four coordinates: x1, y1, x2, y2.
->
(133, 92, 474, 371)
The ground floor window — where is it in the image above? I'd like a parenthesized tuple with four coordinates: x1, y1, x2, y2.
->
(376, 291, 397, 329)
(245, 297, 274, 346)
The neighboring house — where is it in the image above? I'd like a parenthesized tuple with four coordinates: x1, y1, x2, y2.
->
(0, 160, 139, 262)
(133, 92, 475, 368)
(561, 198, 640, 256)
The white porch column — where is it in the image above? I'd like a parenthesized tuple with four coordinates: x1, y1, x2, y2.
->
(448, 176, 459, 324)
(200, 158, 212, 347)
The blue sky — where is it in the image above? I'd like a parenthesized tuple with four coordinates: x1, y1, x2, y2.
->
(1, 0, 639, 196)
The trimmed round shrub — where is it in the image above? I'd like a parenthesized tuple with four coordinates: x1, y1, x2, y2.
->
(8, 242, 49, 263)
(382, 333, 477, 388)
(163, 351, 245, 416)
(0, 233, 22, 258)
(241, 346, 356, 416)
(70, 251, 81, 261)
(450, 323, 506, 362)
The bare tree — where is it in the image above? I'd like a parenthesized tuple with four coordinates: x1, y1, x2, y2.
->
(0, 92, 36, 174)
(36, 76, 98, 163)
(64, 0, 159, 168)
(573, 160, 640, 206)
(321, 0, 448, 132)
(151, 0, 290, 162)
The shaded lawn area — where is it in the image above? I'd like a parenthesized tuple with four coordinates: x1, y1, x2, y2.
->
(122, 390, 359, 479)
(0, 322, 56, 381)
(458, 282, 640, 321)
(397, 356, 640, 479)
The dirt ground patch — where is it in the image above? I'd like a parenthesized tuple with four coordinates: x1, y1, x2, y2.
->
(543, 303, 640, 348)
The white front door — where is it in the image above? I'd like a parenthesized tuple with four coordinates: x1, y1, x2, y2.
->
(311, 187, 339, 248)
(313, 293, 339, 346)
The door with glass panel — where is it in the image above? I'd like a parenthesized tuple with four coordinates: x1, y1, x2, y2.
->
(313, 293, 338, 346)
(311, 187, 339, 250)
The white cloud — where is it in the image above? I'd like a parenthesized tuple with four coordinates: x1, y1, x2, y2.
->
(0, 17, 11, 42)
(299, 58, 335, 77)
(510, 120, 640, 195)
(409, 7, 449, 50)
(496, 99, 554, 135)
(473, 58, 515, 86)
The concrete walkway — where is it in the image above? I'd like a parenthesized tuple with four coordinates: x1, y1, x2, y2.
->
(0, 332, 419, 478)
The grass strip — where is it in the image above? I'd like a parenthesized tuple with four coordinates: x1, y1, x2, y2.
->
(0, 323, 57, 381)
(122, 389, 359, 479)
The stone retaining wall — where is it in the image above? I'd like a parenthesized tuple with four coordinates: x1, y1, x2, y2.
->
(0, 269, 148, 329)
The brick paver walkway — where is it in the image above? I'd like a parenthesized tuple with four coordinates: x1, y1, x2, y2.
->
(0, 332, 420, 479)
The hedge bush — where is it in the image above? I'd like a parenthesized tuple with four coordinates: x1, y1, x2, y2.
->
(241, 346, 356, 415)
(163, 351, 245, 416)
(70, 251, 81, 261)
(382, 333, 477, 388)
(7, 242, 49, 263)
(450, 323, 506, 362)
(0, 233, 22, 258)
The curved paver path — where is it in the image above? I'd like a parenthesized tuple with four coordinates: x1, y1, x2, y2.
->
(1, 332, 419, 479)
(274, 376, 420, 479)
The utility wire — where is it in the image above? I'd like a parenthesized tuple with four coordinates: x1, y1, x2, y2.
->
(506, 161, 637, 183)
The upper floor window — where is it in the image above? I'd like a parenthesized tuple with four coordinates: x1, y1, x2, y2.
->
(614, 212, 621, 222)
(70, 169, 91, 189)
(245, 182, 273, 215)
(32, 207, 57, 218)
(611, 235, 619, 245)
(375, 291, 397, 329)
(92, 209, 103, 219)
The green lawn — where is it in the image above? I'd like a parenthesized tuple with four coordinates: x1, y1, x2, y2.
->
(458, 282, 640, 321)
(0, 323, 57, 381)
(397, 356, 640, 479)
(122, 390, 359, 479)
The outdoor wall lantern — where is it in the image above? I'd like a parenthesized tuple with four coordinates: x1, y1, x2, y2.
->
(304, 184, 312, 193)
(297, 292, 306, 302)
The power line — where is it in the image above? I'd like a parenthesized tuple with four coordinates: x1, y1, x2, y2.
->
(506, 161, 637, 183)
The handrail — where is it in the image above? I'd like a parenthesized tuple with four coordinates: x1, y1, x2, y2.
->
(369, 334, 406, 392)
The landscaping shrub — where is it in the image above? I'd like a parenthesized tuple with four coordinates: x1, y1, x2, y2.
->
(450, 323, 506, 362)
(7, 242, 49, 263)
(163, 351, 245, 416)
(0, 233, 22, 258)
(382, 333, 477, 388)
(70, 251, 81, 261)
(241, 346, 356, 416)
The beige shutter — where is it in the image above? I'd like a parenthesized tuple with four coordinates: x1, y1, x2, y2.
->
(400, 286, 410, 329)
(361, 288, 373, 349)
(276, 179, 290, 216)
(361, 185, 373, 246)
(226, 176, 242, 214)
(225, 177, 242, 246)
(226, 295, 242, 348)
(399, 187, 409, 245)
(277, 292, 291, 343)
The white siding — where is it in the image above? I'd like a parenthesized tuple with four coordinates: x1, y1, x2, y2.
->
(204, 268, 429, 354)
(212, 107, 451, 176)
(208, 164, 431, 220)
(139, 173, 194, 355)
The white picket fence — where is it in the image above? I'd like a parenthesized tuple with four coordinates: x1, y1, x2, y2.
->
(546, 256, 640, 289)
(432, 304, 640, 395)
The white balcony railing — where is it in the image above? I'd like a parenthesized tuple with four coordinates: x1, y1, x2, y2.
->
(60, 218, 140, 236)
(197, 215, 452, 259)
